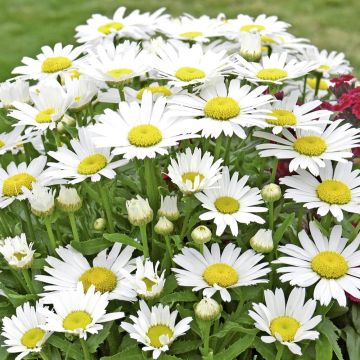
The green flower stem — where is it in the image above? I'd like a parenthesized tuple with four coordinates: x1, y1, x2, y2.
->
(21, 201, 36, 244)
(275, 343, 284, 360)
(98, 183, 115, 233)
(268, 202, 274, 231)
(144, 157, 159, 211)
(302, 74, 308, 102)
(80, 338, 92, 360)
(224, 136, 232, 164)
(314, 72, 323, 98)
(202, 321, 211, 357)
(44, 217, 57, 253)
(68, 212, 80, 243)
(164, 235, 173, 263)
(135, 159, 146, 193)
(40, 351, 51, 360)
(270, 158, 278, 183)
(214, 136, 223, 160)
(140, 224, 149, 258)
(297, 206, 305, 232)
(180, 211, 191, 241)
(350, 221, 360, 241)
(118, 84, 125, 101)
(22, 269, 36, 294)
(0, 212, 11, 236)
(10, 269, 28, 293)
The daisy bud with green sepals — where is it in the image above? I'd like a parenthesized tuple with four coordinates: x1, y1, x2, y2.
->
(61, 114, 76, 127)
(240, 32, 262, 62)
(261, 183, 281, 202)
(154, 216, 174, 236)
(22, 184, 55, 217)
(195, 297, 221, 321)
(0, 234, 34, 269)
(158, 195, 180, 221)
(56, 121, 65, 134)
(126, 195, 153, 226)
(93, 217, 106, 230)
(56, 186, 82, 212)
(191, 225, 212, 245)
(250, 229, 273, 254)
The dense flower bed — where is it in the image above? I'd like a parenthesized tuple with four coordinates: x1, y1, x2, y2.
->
(0, 6, 359, 360)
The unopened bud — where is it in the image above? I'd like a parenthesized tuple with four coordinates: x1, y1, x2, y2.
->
(56, 186, 82, 212)
(93, 218, 106, 230)
(126, 195, 153, 226)
(261, 183, 281, 202)
(191, 225, 212, 245)
(195, 298, 221, 320)
(154, 216, 174, 236)
(250, 229, 273, 254)
(240, 32, 262, 62)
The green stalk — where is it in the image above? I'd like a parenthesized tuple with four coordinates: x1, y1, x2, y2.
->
(270, 158, 278, 183)
(224, 136, 232, 164)
(118, 84, 125, 101)
(314, 72, 323, 98)
(301, 74, 308, 103)
(140, 225, 149, 258)
(40, 351, 51, 360)
(350, 221, 360, 241)
(98, 183, 115, 233)
(21, 201, 36, 243)
(68, 212, 80, 243)
(275, 343, 284, 360)
(297, 206, 304, 232)
(10, 269, 28, 293)
(268, 202, 274, 231)
(202, 321, 211, 358)
(214, 136, 223, 160)
(44, 217, 57, 253)
(80, 339, 91, 360)
(22, 269, 36, 294)
(144, 158, 159, 211)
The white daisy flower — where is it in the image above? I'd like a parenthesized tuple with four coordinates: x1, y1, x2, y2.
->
(284, 77, 331, 101)
(121, 300, 192, 359)
(257, 91, 331, 135)
(91, 90, 197, 159)
(1, 302, 51, 360)
(297, 46, 352, 77)
(0, 79, 30, 108)
(167, 147, 223, 194)
(280, 161, 360, 221)
(195, 167, 267, 236)
(0, 156, 48, 209)
(249, 287, 321, 355)
(41, 282, 124, 339)
(169, 78, 273, 139)
(274, 222, 360, 306)
(22, 184, 55, 217)
(232, 52, 318, 85)
(255, 119, 360, 175)
(9, 79, 73, 131)
(0, 126, 37, 155)
(12, 43, 84, 80)
(75, 7, 167, 43)
(121, 257, 166, 299)
(151, 41, 232, 88)
(82, 41, 150, 84)
(221, 14, 290, 40)
(0, 233, 34, 269)
(157, 14, 223, 43)
(172, 243, 270, 302)
(35, 243, 137, 302)
(268, 33, 312, 56)
(46, 127, 128, 184)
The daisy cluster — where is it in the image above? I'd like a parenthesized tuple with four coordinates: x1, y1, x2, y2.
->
(0, 6, 359, 360)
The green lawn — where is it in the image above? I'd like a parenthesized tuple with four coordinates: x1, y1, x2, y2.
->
(1, 0, 359, 81)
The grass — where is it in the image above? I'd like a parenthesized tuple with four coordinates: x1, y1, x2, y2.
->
(0, 0, 359, 80)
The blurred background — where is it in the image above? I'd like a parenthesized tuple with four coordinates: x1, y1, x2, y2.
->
(1, 0, 359, 81)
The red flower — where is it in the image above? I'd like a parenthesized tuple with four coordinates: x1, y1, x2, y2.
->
(352, 101, 360, 120)
(331, 74, 354, 87)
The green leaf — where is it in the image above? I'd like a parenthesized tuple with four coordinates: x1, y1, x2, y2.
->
(0, 336, 9, 359)
(160, 290, 198, 303)
(159, 355, 183, 360)
(344, 326, 360, 360)
(315, 334, 333, 360)
(211, 321, 257, 339)
(104, 233, 143, 251)
(252, 337, 275, 360)
(87, 322, 113, 353)
(48, 335, 83, 360)
(70, 238, 112, 255)
(170, 340, 202, 354)
(6, 292, 37, 307)
(273, 212, 295, 245)
(213, 334, 255, 360)
(318, 318, 343, 360)
(100, 344, 143, 360)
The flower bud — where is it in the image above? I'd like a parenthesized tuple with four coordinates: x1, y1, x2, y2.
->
(56, 186, 82, 212)
(61, 114, 76, 127)
(158, 195, 180, 221)
(240, 32, 262, 62)
(126, 195, 153, 226)
(22, 184, 55, 217)
(154, 216, 174, 236)
(195, 298, 221, 321)
(93, 218, 106, 230)
(250, 229, 273, 254)
(191, 225, 212, 244)
(56, 122, 66, 134)
(261, 183, 281, 202)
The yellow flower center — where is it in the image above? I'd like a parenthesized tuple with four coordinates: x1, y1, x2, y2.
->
(147, 325, 174, 348)
(181, 172, 205, 185)
(266, 109, 297, 126)
(306, 78, 329, 91)
(204, 96, 240, 120)
(240, 24, 266, 32)
(179, 31, 203, 39)
(318, 64, 330, 72)
(316, 180, 351, 205)
(175, 67, 206, 82)
(270, 316, 300, 342)
(70, 69, 81, 79)
(63, 311, 92, 331)
(214, 196, 240, 214)
(143, 277, 157, 292)
(41, 57, 72, 73)
(311, 251, 348, 279)
(256, 68, 288, 81)
(293, 136, 327, 156)
(128, 124, 162, 147)
(77, 154, 108, 175)
(136, 86, 172, 100)
(106, 68, 133, 79)
(0, 140, 5, 148)
(203, 263, 238, 287)
(79, 266, 117, 293)
(13, 252, 27, 261)
(20, 327, 45, 349)
(2, 173, 36, 197)
(98, 21, 124, 35)
(35, 108, 56, 123)
(261, 35, 276, 44)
